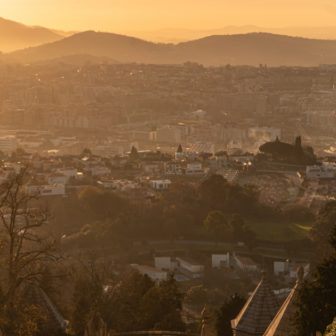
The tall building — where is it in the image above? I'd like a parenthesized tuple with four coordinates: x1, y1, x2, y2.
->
(248, 127, 281, 141)
(0, 136, 17, 154)
(256, 96, 268, 114)
(133, 131, 156, 141)
(156, 126, 181, 143)
(189, 142, 215, 154)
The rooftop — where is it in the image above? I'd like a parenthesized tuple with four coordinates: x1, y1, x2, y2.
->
(177, 256, 203, 266)
(236, 256, 257, 266)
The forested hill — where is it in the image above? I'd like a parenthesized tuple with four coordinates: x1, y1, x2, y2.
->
(4, 31, 336, 66)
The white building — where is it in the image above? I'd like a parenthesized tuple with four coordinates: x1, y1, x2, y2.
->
(155, 256, 180, 272)
(256, 96, 267, 114)
(248, 127, 281, 141)
(289, 264, 310, 279)
(235, 256, 258, 271)
(306, 162, 336, 179)
(175, 152, 199, 160)
(56, 167, 78, 181)
(133, 131, 156, 141)
(274, 260, 310, 279)
(190, 110, 207, 119)
(176, 257, 204, 278)
(156, 126, 181, 143)
(47, 172, 67, 185)
(133, 265, 167, 285)
(92, 145, 123, 157)
(212, 253, 230, 269)
(0, 136, 17, 154)
(142, 163, 160, 173)
(189, 142, 215, 155)
(91, 167, 111, 176)
(150, 180, 171, 190)
(209, 156, 228, 169)
(26, 185, 65, 196)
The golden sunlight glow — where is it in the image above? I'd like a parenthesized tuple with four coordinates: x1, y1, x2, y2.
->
(1, 0, 336, 32)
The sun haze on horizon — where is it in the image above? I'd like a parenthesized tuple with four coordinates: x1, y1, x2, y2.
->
(2, 0, 336, 32)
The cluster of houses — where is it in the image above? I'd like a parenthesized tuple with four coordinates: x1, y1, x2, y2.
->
(130, 252, 309, 286)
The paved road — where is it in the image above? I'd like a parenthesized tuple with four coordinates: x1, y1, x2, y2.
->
(131, 240, 314, 259)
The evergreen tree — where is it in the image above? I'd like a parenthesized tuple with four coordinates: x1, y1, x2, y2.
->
(81, 148, 91, 158)
(130, 146, 139, 161)
(215, 293, 246, 336)
(293, 136, 304, 161)
(204, 210, 228, 246)
(70, 276, 103, 336)
(177, 144, 183, 153)
(293, 222, 336, 336)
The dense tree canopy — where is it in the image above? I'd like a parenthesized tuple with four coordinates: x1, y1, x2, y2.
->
(293, 222, 336, 336)
(259, 137, 294, 158)
(215, 293, 246, 336)
(310, 200, 336, 260)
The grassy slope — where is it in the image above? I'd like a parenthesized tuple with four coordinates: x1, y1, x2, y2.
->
(192, 218, 313, 242)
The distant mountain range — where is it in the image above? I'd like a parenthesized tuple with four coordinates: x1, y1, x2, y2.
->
(3, 31, 336, 66)
(122, 25, 336, 44)
(0, 17, 76, 52)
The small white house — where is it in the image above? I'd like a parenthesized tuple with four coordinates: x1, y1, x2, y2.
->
(274, 260, 290, 276)
(133, 265, 167, 285)
(274, 261, 310, 278)
(47, 172, 67, 185)
(26, 185, 65, 196)
(212, 253, 230, 269)
(155, 256, 171, 271)
(91, 167, 111, 176)
(56, 167, 77, 181)
(155, 256, 180, 272)
(289, 263, 310, 278)
(142, 163, 160, 173)
(176, 257, 204, 278)
(150, 180, 171, 190)
(235, 256, 258, 271)
(210, 156, 228, 169)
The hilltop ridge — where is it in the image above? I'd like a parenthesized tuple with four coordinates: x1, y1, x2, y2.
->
(4, 31, 336, 66)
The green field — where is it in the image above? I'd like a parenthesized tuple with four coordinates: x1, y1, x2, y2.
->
(244, 218, 312, 241)
(192, 217, 313, 242)
(254, 162, 306, 172)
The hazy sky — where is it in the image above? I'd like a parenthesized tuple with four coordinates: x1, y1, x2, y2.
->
(2, 0, 336, 32)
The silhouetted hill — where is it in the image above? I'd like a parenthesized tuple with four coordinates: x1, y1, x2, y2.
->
(124, 25, 336, 44)
(5, 31, 336, 66)
(0, 17, 66, 52)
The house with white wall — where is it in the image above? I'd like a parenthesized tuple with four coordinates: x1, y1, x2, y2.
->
(164, 162, 182, 174)
(150, 180, 171, 190)
(176, 257, 204, 278)
(56, 167, 77, 181)
(142, 163, 160, 173)
(212, 253, 230, 269)
(26, 185, 65, 196)
(133, 265, 167, 285)
(274, 260, 310, 281)
(47, 172, 67, 185)
(155, 256, 180, 272)
(235, 256, 258, 271)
